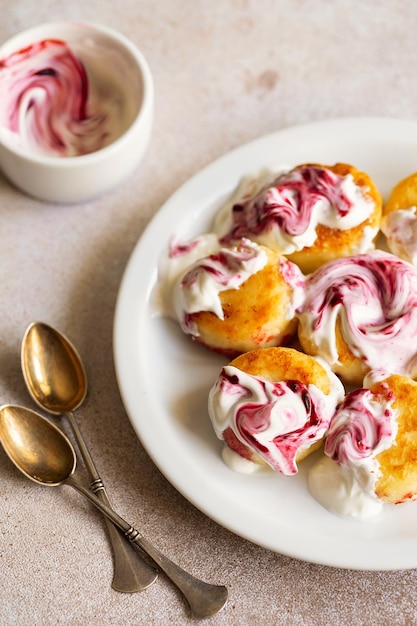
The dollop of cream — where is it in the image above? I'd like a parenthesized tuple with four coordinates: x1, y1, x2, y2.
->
(213, 165, 375, 254)
(308, 456, 384, 519)
(297, 250, 417, 378)
(308, 381, 397, 520)
(208, 361, 344, 475)
(0, 37, 139, 156)
(381, 207, 417, 267)
(156, 233, 221, 319)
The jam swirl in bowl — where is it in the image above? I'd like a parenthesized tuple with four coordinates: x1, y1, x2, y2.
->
(0, 22, 153, 202)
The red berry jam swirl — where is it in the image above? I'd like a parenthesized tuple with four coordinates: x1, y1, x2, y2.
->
(221, 165, 372, 245)
(0, 39, 111, 156)
(324, 387, 396, 465)
(209, 365, 340, 475)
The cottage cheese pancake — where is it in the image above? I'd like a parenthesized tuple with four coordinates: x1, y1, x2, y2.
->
(159, 236, 305, 355)
(208, 347, 344, 475)
(214, 162, 382, 273)
(297, 250, 417, 385)
(309, 371, 417, 519)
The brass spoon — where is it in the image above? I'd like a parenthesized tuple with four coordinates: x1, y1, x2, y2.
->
(21, 321, 157, 592)
(0, 405, 228, 619)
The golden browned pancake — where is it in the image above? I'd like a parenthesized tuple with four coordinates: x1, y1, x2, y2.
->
(188, 246, 302, 356)
(383, 170, 417, 215)
(287, 163, 382, 274)
(210, 347, 345, 472)
(230, 345, 332, 391)
(371, 374, 417, 505)
(379, 171, 417, 266)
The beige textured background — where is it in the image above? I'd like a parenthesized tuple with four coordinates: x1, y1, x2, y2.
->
(1, 1, 417, 624)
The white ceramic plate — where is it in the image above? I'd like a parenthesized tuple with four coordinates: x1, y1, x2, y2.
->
(114, 117, 417, 571)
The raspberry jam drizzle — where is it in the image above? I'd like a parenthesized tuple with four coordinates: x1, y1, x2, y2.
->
(222, 165, 369, 243)
(324, 387, 396, 465)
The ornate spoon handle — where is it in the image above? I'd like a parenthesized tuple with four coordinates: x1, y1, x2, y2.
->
(65, 475, 228, 619)
(66, 411, 158, 591)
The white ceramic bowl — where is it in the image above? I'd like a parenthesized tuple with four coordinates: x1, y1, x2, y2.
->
(0, 22, 153, 203)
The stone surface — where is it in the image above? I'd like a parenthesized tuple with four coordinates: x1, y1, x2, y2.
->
(1, 2, 417, 625)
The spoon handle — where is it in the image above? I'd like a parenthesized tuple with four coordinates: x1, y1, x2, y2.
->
(65, 411, 158, 592)
(65, 476, 228, 619)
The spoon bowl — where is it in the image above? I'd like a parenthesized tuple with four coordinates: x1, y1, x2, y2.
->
(22, 321, 86, 415)
(0, 404, 75, 484)
(0, 404, 228, 619)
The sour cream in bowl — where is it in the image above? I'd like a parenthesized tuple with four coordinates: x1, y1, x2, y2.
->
(0, 21, 153, 203)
